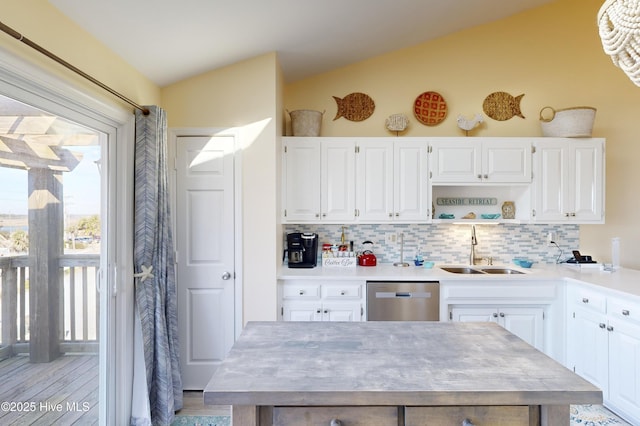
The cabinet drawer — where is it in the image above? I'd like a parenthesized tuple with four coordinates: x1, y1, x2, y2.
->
(405, 405, 532, 426)
(609, 297, 640, 324)
(323, 283, 362, 300)
(282, 284, 321, 300)
(273, 406, 397, 426)
(569, 287, 606, 314)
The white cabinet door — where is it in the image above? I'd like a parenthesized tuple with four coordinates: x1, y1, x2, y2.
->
(356, 140, 394, 221)
(282, 301, 320, 321)
(321, 139, 356, 221)
(430, 139, 531, 184)
(572, 142, 604, 221)
(430, 140, 480, 183)
(570, 308, 609, 394)
(450, 306, 544, 351)
(394, 140, 430, 221)
(450, 306, 497, 323)
(499, 307, 544, 351)
(608, 317, 640, 421)
(323, 302, 363, 322)
(533, 139, 604, 223)
(482, 139, 532, 183)
(283, 139, 321, 221)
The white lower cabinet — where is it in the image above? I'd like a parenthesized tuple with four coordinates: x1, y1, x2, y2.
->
(279, 280, 365, 322)
(567, 284, 640, 424)
(450, 306, 544, 351)
(442, 281, 559, 357)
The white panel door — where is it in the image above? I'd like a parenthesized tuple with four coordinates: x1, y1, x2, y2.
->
(572, 308, 609, 393)
(608, 318, 640, 420)
(499, 307, 544, 351)
(429, 140, 480, 183)
(321, 139, 355, 221)
(572, 142, 604, 221)
(283, 139, 321, 221)
(533, 142, 567, 221)
(356, 140, 393, 221)
(175, 135, 235, 389)
(483, 140, 532, 183)
(395, 141, 429, 221)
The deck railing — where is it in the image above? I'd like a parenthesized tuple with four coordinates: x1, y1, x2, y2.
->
(0, 254, 100, 359)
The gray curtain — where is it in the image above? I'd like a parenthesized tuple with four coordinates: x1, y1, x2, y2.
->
(131, 106, 182, 425)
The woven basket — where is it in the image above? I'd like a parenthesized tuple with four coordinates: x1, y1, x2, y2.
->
(539, 106, 596, 138)
(288, 109, 324, 136)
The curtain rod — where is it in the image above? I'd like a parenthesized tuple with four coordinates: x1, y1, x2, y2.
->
(0, 21, 149, 115)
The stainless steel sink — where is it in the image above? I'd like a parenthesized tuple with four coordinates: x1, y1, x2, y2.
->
(480, 268, 524, 274)
(440, 267, 485, 274)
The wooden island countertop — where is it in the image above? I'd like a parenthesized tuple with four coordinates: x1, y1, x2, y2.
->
(204, 321, 601, 425)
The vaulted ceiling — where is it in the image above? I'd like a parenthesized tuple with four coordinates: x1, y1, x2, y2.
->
(49, 0, 556, 86)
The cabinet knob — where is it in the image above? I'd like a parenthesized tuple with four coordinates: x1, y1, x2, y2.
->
(388, 213, 393, 218)
(599, 323, 606, 329)
(316, 308, 322, 314)
(622, 309, 630, 316)
(499, 312, 505, 317)
(299, 290, 305, 295)
(462, 419, 476, 426)
(395, 212, 400, 217)
(492, 312, 498, 318)
(324, 309, 329, 314)
(477, 174, 482, 179)
(315, 213, 320, 218)
(322, 213, 327, 217)
(330, 420, 342, 426)
(607, 325, 614, 332)
(340, 290, 346, 296)
(582, 298, 589, 304)
(483, 174, 488, 179)
(570, 212, 576, 217)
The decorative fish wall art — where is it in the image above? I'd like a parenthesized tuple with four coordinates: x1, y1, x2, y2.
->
(482, 91, 525, 121)
(333, 92, 375, 121)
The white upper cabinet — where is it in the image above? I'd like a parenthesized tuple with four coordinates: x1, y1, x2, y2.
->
(282, 137, 605, 225)
(429, 138, 532, 184)
(532, 138, 605, 223)
(356, 138, 430, 222)
(283, 137, 355, 222)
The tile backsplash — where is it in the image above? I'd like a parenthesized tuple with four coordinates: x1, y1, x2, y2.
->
(283, 223, 578, 265)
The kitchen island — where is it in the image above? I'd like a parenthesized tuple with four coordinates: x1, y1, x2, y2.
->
(204, 321, 601, 425)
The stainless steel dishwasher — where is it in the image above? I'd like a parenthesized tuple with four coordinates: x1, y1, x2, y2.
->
(367, 281, 440, 321)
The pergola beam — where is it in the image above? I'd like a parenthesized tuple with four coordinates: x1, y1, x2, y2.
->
(0, 136, 82, 171)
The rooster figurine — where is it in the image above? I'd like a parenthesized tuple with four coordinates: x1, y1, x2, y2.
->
(457, 113, 484, 136)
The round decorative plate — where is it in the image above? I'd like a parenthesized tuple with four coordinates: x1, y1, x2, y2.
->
(413, 91, 448, 126)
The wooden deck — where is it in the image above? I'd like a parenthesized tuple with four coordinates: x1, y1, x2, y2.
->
(0, 354, 98, 425)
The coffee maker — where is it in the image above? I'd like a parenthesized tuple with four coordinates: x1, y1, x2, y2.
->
(286, 232, 318, 268)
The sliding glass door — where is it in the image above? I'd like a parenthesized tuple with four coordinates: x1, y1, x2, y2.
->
(0, 48, 135, 425)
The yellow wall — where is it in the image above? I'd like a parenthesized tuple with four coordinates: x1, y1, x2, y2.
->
(161, 53, 282, 323)
(285, 0, 640, 269)
(1, 0, 161, 108)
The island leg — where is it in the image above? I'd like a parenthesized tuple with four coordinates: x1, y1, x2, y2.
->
(232, 405, 257, 426)
(541, 404, 569, 426)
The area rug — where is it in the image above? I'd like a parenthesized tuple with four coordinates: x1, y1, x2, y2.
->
(571, 404, 631, 425)
(171, 415, 230, 426)
(170, 405, 629, 426)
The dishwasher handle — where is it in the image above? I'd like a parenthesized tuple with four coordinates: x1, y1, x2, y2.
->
(375, 291, 433, 299)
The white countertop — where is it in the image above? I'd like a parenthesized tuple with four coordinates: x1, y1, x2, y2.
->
(278, 262, 640, 299)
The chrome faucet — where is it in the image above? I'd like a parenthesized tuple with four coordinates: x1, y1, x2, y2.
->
(470, 225, 478, 265)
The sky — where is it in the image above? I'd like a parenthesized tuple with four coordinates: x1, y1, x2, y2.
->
(0, 145, 101, 216)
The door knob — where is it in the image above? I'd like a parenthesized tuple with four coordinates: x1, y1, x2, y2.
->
(221, 271, 232, 280)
